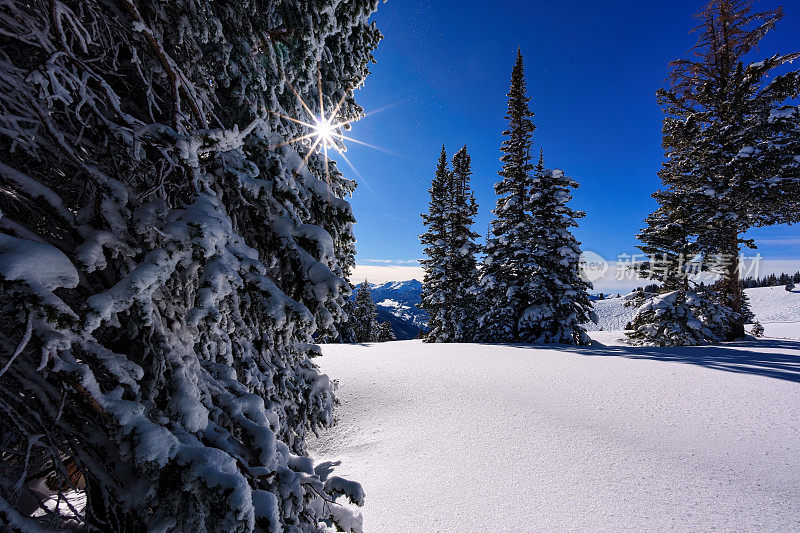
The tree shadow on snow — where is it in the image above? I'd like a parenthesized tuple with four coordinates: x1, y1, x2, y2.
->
(515, 338, 800, 383)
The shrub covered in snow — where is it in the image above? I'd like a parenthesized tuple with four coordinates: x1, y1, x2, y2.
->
(0, 0, 380, 530)
(627, 289, 736, 346)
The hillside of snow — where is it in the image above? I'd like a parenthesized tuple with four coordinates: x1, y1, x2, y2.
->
(584, 295, 634, 331)
(309, 336, 800, 531)
(745, 285, 800, 323)
(588, 286, 800, 338)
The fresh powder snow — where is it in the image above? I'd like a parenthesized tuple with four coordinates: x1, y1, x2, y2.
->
(309, 334, 800, 531)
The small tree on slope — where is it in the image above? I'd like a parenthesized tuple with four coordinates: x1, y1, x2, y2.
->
(351, 281, 378, 343)
(657, 0, 800, 339)
(477, 50, 538, 342)
(518, 154, 594, 345)
(333, 285, 359, 343)
(376, 321, 397, 342)
(628, 290, 727, 347)
(327, 281, 396, 343)
(0, 0, 379, 530)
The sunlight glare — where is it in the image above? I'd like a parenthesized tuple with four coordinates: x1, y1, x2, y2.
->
(314, 117, 337, 149)
(270, 72, 394, 185)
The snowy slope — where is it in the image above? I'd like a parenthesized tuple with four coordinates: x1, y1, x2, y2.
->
(309, 338, 800, 532)
(746, 286, 800, 322)
(588, 286, 800, 338)
(584, 295, 634, 331)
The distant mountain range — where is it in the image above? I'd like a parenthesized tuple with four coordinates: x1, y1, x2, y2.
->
(369, 280, 428, 340)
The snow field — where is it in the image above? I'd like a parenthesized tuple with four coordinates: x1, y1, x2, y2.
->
(309, 338, 800, 532)
(745, 286, 800, 324)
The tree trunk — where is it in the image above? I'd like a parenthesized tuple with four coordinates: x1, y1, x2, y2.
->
(724, 230, 745, 340)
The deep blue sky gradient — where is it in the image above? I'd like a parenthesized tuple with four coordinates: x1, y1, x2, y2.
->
(339, 0, 800, 269)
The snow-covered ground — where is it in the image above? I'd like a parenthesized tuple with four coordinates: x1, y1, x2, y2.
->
(588, 286, 800, 339)
(746, 286, 800, 323)
(309, 336, 800, 531)
(584, 295, 633, 331)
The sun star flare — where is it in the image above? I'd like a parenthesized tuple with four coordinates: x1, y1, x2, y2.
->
(268, 73, 382, 184)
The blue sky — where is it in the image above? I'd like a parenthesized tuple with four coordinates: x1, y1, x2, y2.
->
(338, 0, 800, 283)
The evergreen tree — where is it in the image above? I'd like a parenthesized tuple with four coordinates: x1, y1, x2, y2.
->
(477, 52, 591, 344)
(420, 147, 456, 342)
(447, 146, 481, 341)
(627, 289, 733, 346)
(633, 192, 698, 293)
(518, 154, 594, 344)
(331, 283, 359, 343)
(328, 281, 399, 343)
(477, 50, 538, 341)
(376, 321, 397, 342)
(351, 281, 379, 343)
(656, 0, 800, 339)
(628, 191, 738, 346)
(0, 0, 379, 529)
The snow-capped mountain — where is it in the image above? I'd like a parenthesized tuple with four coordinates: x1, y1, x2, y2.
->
(369, 280, 427, 339)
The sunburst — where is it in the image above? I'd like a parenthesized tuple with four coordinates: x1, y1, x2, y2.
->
(269, 72, 381, 185)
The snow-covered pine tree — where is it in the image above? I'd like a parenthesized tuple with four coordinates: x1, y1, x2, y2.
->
(0, 0, 380, 530)
(518, 153, 593, 345)
(351, 281, 378, 343)
(627, 290, 727, 347)
(628, 191, 737, 346)
(632, 191, 698, 294)
(327, 282, 359, 343)
(477, 50, 538, 342)
(628, 193, 701, 343)
(420, 147, 456, 342)
(657, 0, 800, 339)
(695, 282, 743, 339)
(447, 146, 481, 342)
(375, 321, 396, 342)
(328, 281, 397, 343)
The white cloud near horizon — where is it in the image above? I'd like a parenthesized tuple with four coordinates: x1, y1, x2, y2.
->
(757, 237, 800, 246)
(351, 264, 424, 284)
(359, 259, 421, 265)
